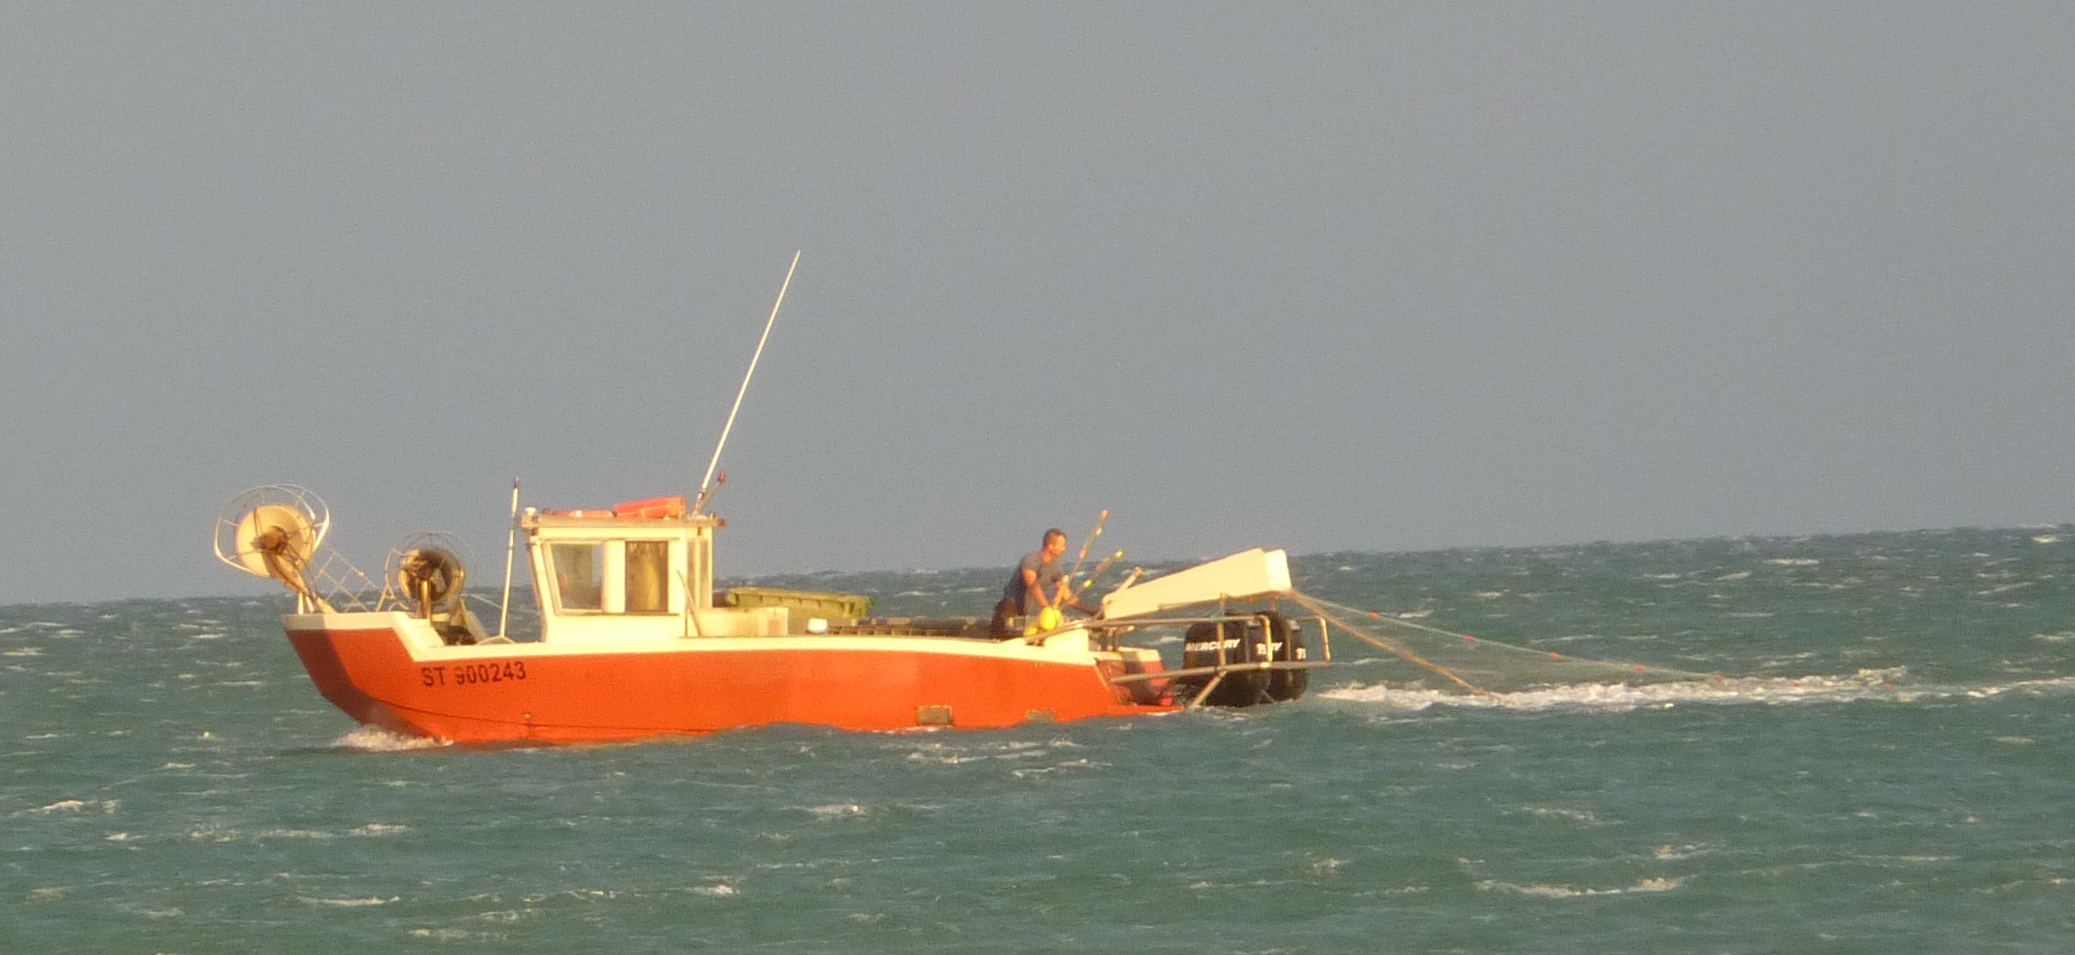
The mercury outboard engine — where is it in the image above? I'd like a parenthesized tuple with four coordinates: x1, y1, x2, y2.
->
(1177, 611, 1309, 706)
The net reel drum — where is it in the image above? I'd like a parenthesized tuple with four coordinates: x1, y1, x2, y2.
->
(214, 486, 332, 611)
(385, 533, 488, 645)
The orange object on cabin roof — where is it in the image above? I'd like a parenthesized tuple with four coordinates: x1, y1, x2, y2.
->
(613, 496, 687, 519)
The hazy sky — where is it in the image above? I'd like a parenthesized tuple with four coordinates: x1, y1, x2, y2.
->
(5, 4, 2072, 605)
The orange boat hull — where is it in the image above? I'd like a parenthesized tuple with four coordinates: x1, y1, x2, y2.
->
(286, 617, 1176, 744)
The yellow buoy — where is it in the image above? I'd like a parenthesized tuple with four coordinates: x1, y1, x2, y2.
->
(1025, 606, 1063, 636)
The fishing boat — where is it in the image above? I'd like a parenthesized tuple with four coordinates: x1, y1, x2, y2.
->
(209, 254, 1329, 744)
(212, 486, 1330, 744)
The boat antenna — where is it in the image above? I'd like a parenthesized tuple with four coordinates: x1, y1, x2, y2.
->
(497, 478, 520, 640)
(695, 250, 801, 515)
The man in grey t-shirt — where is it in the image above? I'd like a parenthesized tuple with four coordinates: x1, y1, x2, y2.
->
(993, 528, 1097, 636)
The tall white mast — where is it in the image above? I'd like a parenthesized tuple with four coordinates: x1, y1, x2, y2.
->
(694, 250, 801, 514)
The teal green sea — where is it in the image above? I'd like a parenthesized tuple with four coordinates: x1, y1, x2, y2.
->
(6, 527, 2073, 953)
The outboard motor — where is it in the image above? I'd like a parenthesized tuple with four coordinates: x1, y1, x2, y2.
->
(1266, 613, 1309, 703)
(1178, 611, 1308, 706)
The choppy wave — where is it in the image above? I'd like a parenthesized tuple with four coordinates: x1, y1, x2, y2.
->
(1478, 876, 1686, 898)
(298, 896, 400, 907)
(1321, 670, 2075, 713)
(22, 798, 120, 815)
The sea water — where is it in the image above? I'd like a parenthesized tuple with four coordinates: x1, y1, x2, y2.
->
(4, 527, 2072, 953)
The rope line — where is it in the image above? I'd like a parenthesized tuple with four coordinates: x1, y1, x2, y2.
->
(1296, 594, 1719, 690)
(1290, 591, 1496, 697)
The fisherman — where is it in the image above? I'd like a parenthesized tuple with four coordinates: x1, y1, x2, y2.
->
(994, 528, 1099, 637)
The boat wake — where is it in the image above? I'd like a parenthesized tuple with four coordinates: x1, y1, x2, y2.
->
(1320, 669, 2075, 713)
(333, 726, 450, 752)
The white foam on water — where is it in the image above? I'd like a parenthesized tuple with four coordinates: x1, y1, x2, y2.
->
(1320, 669, 2075, 713)
(25, 798, 119, 815)
(898, 737, 1071, 765)
(805, 803, 866, 819)
(1010, 757, 1110, 778)
(335, 726, 449, 752)
(1653, 844, 1717, 860)
(1478, 876, 1685, 898)
(299, 896, 399, 907)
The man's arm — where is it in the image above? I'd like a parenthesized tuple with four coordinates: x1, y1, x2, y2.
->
(1022, 566, 1051, 609)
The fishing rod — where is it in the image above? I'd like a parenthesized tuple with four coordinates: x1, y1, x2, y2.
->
(1068, 509, 1107, 579)
(1072, 549, 1124, 604)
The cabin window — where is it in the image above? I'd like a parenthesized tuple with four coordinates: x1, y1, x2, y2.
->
(625, 540, 670, 613)
(549, 542, 604, 612)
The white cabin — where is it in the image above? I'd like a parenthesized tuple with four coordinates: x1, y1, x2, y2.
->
(521, 498, 790, 642)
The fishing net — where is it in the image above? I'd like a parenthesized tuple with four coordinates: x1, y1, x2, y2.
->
(1288, 593, 1717, 696)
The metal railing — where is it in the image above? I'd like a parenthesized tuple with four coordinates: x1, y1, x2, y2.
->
(1097, 611, 1335, 708)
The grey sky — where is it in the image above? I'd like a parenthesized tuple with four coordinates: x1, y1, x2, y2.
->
(4, 5, 2071, 605)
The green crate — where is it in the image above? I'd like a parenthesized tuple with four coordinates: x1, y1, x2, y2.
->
(723, 586, 874, 620)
